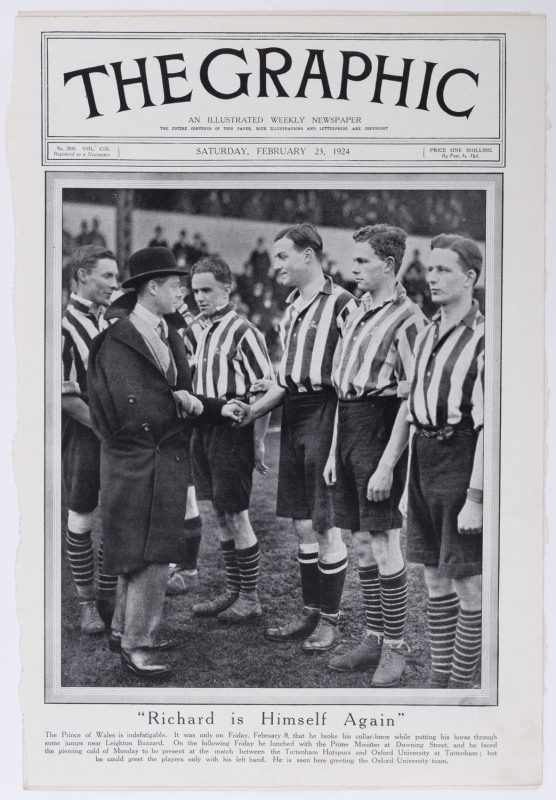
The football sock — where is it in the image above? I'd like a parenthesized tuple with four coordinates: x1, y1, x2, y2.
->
(221, 539, 241, 595)
(96, 539, 118, 598)
(66, 528, 95, 599)
(427, 592, 460, 684)
(451, 608, 482, 686)
(380, 565, 408, 643)
(236, 542, 260, 596)
(298, 544, 320, 610)
(180, 516, 202, 572)
(359, 564, 384, 636)
(318, 545, 348, 619)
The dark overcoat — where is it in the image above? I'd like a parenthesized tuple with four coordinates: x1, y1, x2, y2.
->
(87, 316, 223, 574)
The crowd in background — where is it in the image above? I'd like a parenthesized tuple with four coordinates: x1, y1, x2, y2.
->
(62, 191, 486, 360)
(135, 188, 485, 241)
(63, 188, 486, 240)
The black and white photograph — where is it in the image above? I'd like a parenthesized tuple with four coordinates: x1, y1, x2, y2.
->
(9, 9, 547, 791)
(48, 174, 501, 703)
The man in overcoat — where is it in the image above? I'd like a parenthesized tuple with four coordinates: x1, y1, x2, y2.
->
(87, 247, 240, 678)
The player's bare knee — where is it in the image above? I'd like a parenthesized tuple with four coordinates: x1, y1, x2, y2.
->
(223, 510, 256, 549)
(292, 518, 316, 545)
(454, 574, 482, 610)
(317, 527, 344, 559)
(368, 529, 403, 572)
(67, 510, 94, 533)
(352, 531, 374, 566)
(424, 565, 454, 597)
(214, 510, 230, 537)
(224, 509, 246, 531)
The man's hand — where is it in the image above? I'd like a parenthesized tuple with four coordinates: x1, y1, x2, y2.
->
(221, 401, 247, 423)
(174, 390, 203, 418)
(323, 453, 336, 486)
(61, 395, 93, 429)
(250, 377, 276, 395)
(226, 399, 252, 427)
(366, 463, 394, 503)
(254, 440, 269, 475)
(457, 498, 483, 535)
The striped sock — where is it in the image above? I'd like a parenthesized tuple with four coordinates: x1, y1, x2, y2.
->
(66, 529, 94, 598)
(221, 539, 241, 595)
(96, 539, 118, 599)
(380, 566, 408, 643)
(451, 608, 482, 687)
(236, 542, 260, 596)
(318, 546, 348, 619)
(427, 593, 460, 684)
(298, 545, 320, 610)
(359, 565, 383, 636)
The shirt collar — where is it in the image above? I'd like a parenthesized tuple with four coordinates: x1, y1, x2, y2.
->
(208, 302, 234, 324)
(432, 299, 481, 331)
(360, 282, 406, 313)
(69, 292, 103, 319)
(133, 300, 167, 334)
(286, 274, 333, 307)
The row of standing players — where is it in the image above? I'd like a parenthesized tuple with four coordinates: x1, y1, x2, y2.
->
(61, 222, 484, 686)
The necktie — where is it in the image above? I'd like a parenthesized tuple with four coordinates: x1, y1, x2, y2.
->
(158, 322, 177, 386)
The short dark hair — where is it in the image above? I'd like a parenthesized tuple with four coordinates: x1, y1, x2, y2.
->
(352, 224, 408, 274)
(192, 255, 232, 286)
(274, 223, 324, 262)
(430, 233, 483, 283)
(68, 245, 116, 283)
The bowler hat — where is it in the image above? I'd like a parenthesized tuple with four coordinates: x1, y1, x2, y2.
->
(121, 247, 188, 289)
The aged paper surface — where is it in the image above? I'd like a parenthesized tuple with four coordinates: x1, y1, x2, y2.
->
(6, 7, 549, 792)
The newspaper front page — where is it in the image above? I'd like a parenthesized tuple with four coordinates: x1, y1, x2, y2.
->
(9, 11, 545, 790)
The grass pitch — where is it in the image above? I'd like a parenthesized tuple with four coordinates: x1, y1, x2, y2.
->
(60, 429, 431, 689)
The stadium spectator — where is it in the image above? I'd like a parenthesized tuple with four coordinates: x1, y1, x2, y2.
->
(402, 248, 436, 318)
(234, 262, 255, 301)
(62, 227, 74, 258)
(74, 220, 90, 248)
(182, 232, 203, 266)
(172, 229, 193, 270)
(245, 236, 271, 284)
(86, 216, 107, 248)
(148, 225, 168, 248)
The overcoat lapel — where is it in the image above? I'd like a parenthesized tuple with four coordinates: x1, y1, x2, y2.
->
(109, 317, 168, 379)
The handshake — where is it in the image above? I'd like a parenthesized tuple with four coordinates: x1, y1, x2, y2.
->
(174, 391, 253, 425)
(222, 399, 252, 425)
(221, 377, 274, 425)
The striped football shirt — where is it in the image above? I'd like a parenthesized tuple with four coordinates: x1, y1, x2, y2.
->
(277, 276, 357, 394)
(62, 293, 108, 402)
(408, 301, 485, 430)
(193, 305, 273, 400)
(333, 283, 427, 400)
(176, 302, 209, 364)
